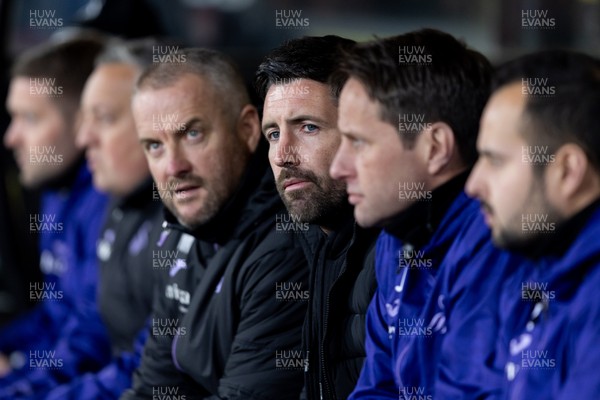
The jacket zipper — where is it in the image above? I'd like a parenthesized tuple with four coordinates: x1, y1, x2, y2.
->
(317, 224, 358, 399)
(319, 257, 350, 400)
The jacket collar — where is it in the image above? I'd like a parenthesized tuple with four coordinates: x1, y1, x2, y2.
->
(530, 198, 600, 300)
(524, 197, 600, 261)
(383, 170, 470, 249)
(42, 155, 86, 192)
(111, 177, 155, 211)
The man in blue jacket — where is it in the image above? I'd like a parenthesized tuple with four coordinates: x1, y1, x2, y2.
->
(28, 38, 189, 400)
(466, 50, 600, 399)
(1, 35, 111, 396)
(330, 29, 526, 399)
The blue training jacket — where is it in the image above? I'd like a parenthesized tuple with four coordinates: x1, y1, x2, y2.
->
(349, 190, 479, 399)
(407, 212, 529, 399)
(0, 164, 110, 398)
(501, 202, 600, 400)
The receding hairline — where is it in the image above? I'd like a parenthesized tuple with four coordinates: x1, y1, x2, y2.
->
(133, 71, 227, 110)
(132, 71, 247, 132)
(489, 81, 562, 163)
(135, 67, 250, 114)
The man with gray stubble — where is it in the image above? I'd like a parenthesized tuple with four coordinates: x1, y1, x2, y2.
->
(121, 47, 308, 400)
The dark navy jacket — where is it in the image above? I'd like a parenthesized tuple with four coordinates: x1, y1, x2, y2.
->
(501, 201, 600, 400)
(0, 164, 110, 397)
(299, 218, 378, 400)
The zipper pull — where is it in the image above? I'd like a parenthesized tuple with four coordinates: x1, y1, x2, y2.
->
(304, 351, 309, 372)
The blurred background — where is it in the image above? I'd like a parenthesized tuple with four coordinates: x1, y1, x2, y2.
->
(0, 0, 598, 324)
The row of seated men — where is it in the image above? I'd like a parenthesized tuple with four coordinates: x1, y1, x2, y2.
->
(0, 27, 598, 399)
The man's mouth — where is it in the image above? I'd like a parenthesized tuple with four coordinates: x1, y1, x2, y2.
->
(283, 178, 311, 191)
(346, 191, 363, 205)
(173, 184, 201, 198)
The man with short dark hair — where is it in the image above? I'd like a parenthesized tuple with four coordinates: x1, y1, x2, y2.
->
(255, 35, 379, 400)
(331, 29, 524, 398)
(121, 48, 308, 400)
(466, 50, 600, 399)
(0, 35, 111, 397)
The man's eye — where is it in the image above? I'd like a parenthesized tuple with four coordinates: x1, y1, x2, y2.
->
(489, 158, 503, 167)
(302, 124, 318, 133)
(23, 113, 38, 123)
(267, 131, 280, 141)
(145, 142, 162, 153)
(98, 114, 115, 124)
(187, 129, 204, 139)
(351, 138, 365, 148)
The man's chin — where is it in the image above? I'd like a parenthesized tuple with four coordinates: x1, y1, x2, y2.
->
(281, 188, 313, 211)
(165, 202, 201, 229)
(283, 198, 345, 227)
(491, 228, 518, 249)
(493, 229, 538, 253)
(282, 206, 311, 224)
(175, 213, 204, 230)
(21, 173, 49, 190)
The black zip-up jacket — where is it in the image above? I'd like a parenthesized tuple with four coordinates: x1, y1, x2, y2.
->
(97, 178, 166, 354)
(300, 217, 378, 400)
(121, 148, 309, 400)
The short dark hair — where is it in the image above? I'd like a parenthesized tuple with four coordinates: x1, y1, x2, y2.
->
(333, 28, 492, 166)
(136, 47, 250, 123)
(11, 34, 107, 117)
(254, 35, 356, 103)
(494, 50, 600, 172)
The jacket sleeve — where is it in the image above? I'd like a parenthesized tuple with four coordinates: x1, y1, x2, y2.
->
(44, 199, 113, 387)
(556, 298, 600, 399)
(348, 289, 399, 399)
(0, 192, 110, 398)
(0, 302, 65, 357)
(11, 311, 112, 395)
(434, 246, 510, 400)
(210, 246, 308, 400)
(120, 272, 200, 400)
(41, 331, 146, 400)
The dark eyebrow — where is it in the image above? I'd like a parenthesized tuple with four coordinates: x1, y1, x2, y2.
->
(262, 114, 329, 133)
(261, 120, 278, 134)
(138, 135, 155, 145)
(339, 125, 365, 139)
(477, 149, 504, 160)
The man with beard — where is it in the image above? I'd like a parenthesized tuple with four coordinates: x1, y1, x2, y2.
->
(255, 36, 379, 400)
(120, 48, 308, 400)
(466, 50, 600, 399)
(330, 29, 526, 399)
(0, 34, 111, 397)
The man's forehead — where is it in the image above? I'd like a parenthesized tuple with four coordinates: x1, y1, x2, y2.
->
(489, 82, 527, 114)
(479, 86, 528, 148)
(8, 78, 54, 109)
(137, 73, 215, 100)
(339, 80, 379, 123)
(134, 86, 201, 119)
(265, 79, 331, 103)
